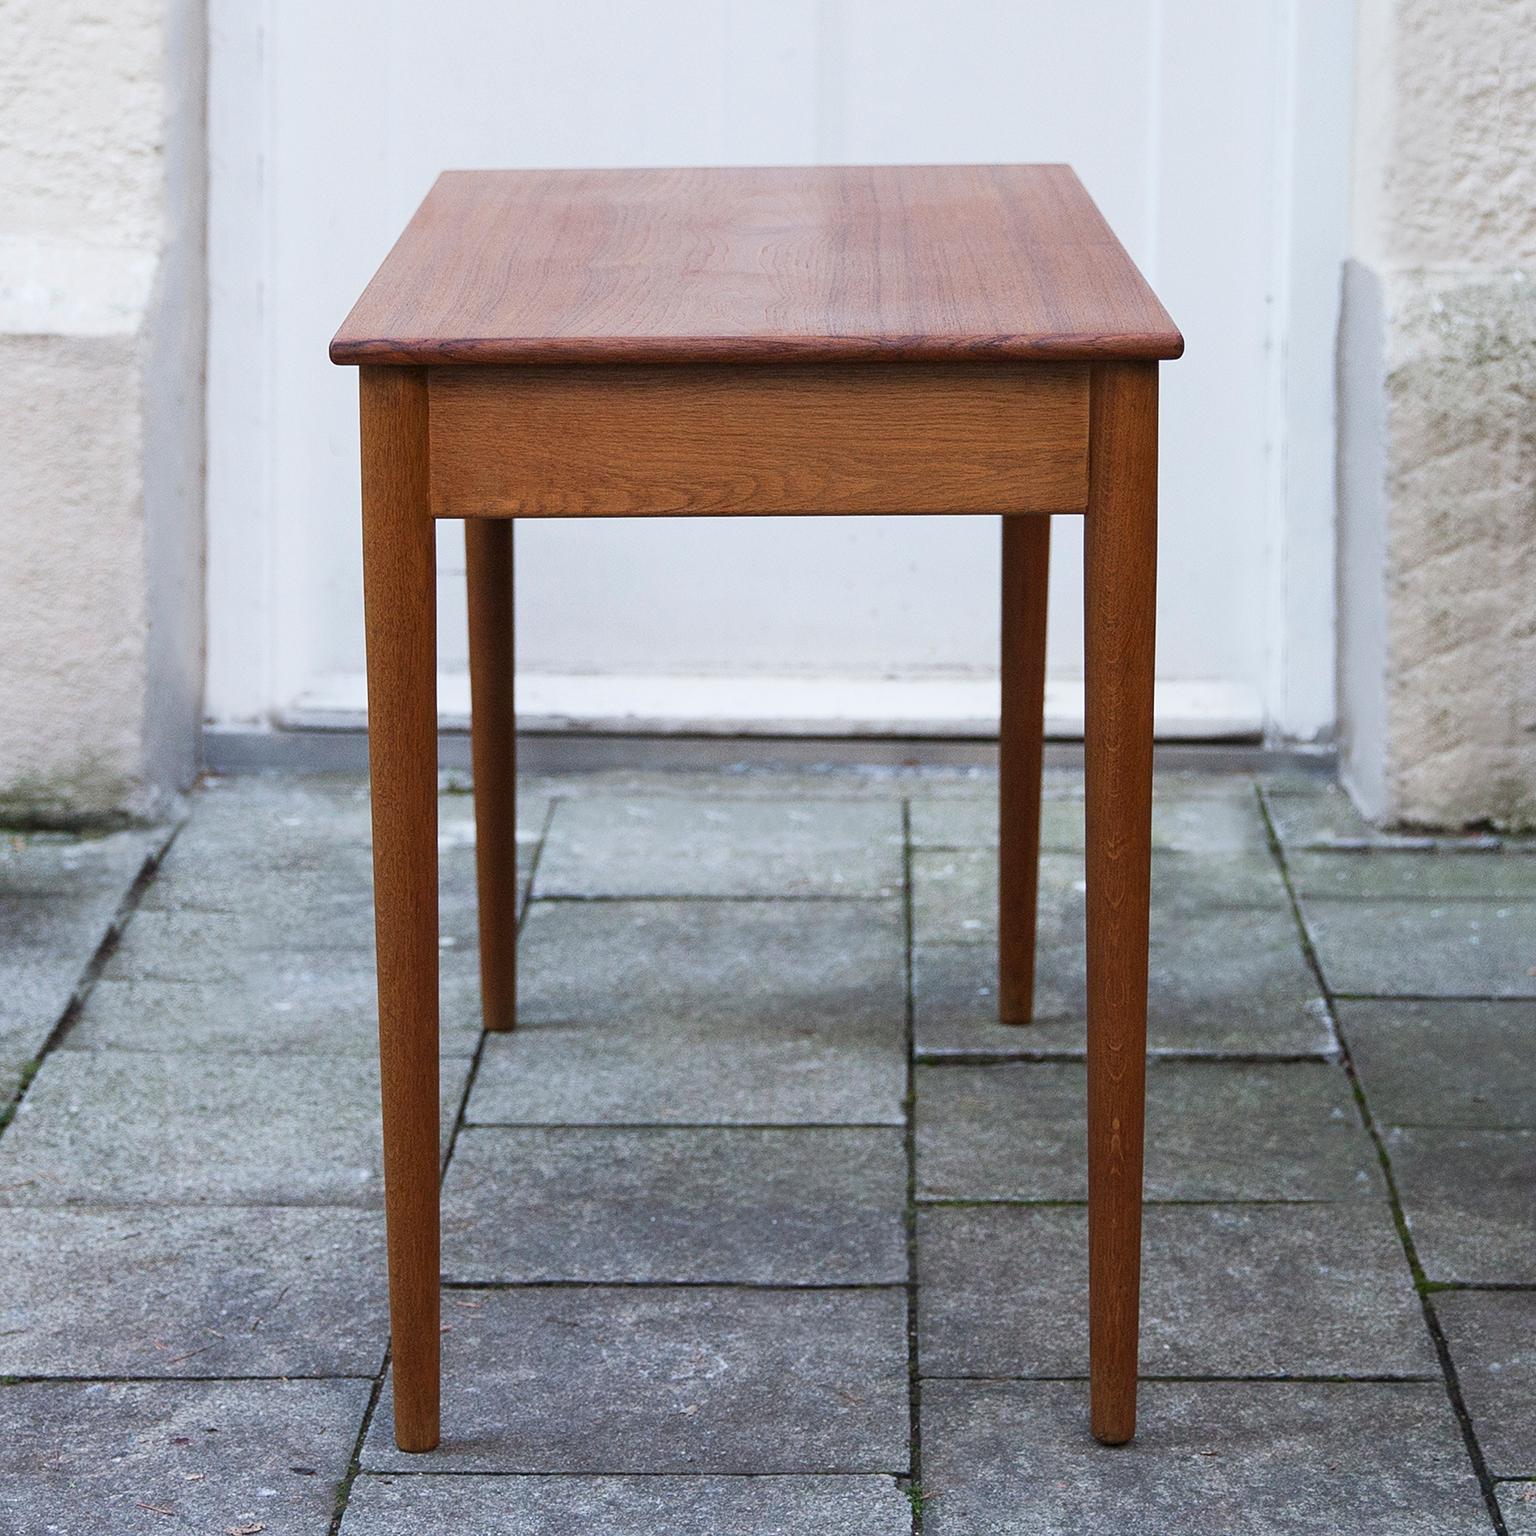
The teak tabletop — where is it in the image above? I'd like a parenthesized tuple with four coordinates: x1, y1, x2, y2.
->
(331, 163, 1182, 367)
(332, 163, 1181, 1460)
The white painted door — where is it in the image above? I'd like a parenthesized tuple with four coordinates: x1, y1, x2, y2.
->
(207, 0, 1352, 742)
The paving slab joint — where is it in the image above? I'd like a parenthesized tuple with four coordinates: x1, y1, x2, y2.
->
(0, 821, 180, 1138)
(1256, 785, 1514, 1536)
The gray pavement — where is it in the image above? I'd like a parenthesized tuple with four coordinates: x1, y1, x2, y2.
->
(0, 765, 1530, 1533)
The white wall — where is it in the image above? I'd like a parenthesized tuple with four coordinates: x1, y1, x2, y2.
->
(208, 0, 1353, 745)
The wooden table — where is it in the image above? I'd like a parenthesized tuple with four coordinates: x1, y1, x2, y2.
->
(331, 164, 1182, 1454)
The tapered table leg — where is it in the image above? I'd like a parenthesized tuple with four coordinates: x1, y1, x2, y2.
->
(466, 518, 518, 1032)
(999, 514, 1051, 1024)
(1082, 361, 1158, 1446)
(360, 365, 441, 1453)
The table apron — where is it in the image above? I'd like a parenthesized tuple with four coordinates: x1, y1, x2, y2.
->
(426, 363, 1089, 518)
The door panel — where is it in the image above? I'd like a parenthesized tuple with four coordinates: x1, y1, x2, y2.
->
(207, 0, 1346, 740)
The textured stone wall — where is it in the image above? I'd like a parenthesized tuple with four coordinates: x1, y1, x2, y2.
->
(1341, 0, 1536, 828)
(0, 0, 205, 823)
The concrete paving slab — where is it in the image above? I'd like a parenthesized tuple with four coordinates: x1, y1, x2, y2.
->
(188, 773, 550, 837)
(912, 848, 1290, 949)
(0, 827, 166, 899)
(912, 930, 1332, 1060)
(468, 899, 905, 1125)
(510, 894, 906, 1029)
(109, 783, 544, 966)
(910, 848, 1004, 947)
(168, 782, 545, 855)
(100, 901, 479, 965)
(0, 1377, 368, 1536)
(1301, 898, 1536, 997)
(910, 785, 1269, 855)
(917, 1204, 1434, 1378)
(1340, 999, 1536, 1128)
(0, 1051, 468, 1206)
(1386, 1127, 1536, 1282)
(1434, 1290, 1536, 1477)
(361, 1287, 909, 1473)
(1500, 1484, 1536, 1535)
(533, 796, 903, 898)
(1263, 785, 1456, 851)
(915, 1060, 1382, 1202)
(1288, 850, 1536, 899)
(188, 774, 377, 845)
(518, 767, 988, 804)
(442, 1127, 907, 1284)
(340, 1473, 912, 1534)
(140, 821, 532, 934)
(471, 1023, 907, 1127)
(920, 1379, 1490, 1536)
(0, 827, 168, 1098)
(0, 1206, 387, 1376)
(66, 956, 485, 1055)
(139, 835, 380, 912)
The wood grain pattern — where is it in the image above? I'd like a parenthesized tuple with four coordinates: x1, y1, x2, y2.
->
(428, 364, 1089, 519)
(998, 514, 1051, 1025)
(359, 366, 441, 1453)
(331, 165, 1182, 367)
(465, 519, 518, 1033)
(1082, 361, 1159, 1447)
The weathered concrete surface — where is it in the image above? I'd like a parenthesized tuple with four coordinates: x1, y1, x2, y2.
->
(1301, 897, 1536, 998)
(2, 766, 1521, 1530)
(0, 1206, 387, 1376)
(1501, 1485, 1536, 1535)
(910, 780, 1271, 855)
(912, 940, 1335, 1059)
(361, 1287, 909, 1474)
(1287, 850, 1536, 898)
(442, 1126, 907, 1283)
(0, 826, 167, 1098)
(468, 898, 905, 1125)
(0, 1052, 468, 1205)
(0, 1378, 369, 1536)
(1386, 1126, 1536, 1282)
(1434, 1290, 1536, 1477)
(139, 778, 543, 920)
(1339, 999, 1536, 1128)
(68, 961, 485, 1056)
(341, 1474, 913, 1536)
(917, 1204, 1434, 1379)
(911, 845, 1331, 1058)
(915, 1060, 1382, 1202)
(913, 847, 1297, 950)
(534, 796, 903, 897)
(921, 1380, 1490, 1535)
(1266, 781, 1454, 849)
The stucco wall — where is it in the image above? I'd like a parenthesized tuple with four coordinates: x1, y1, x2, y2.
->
(1341, 0, 1536, 828)
(0, 0, 205, 824)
